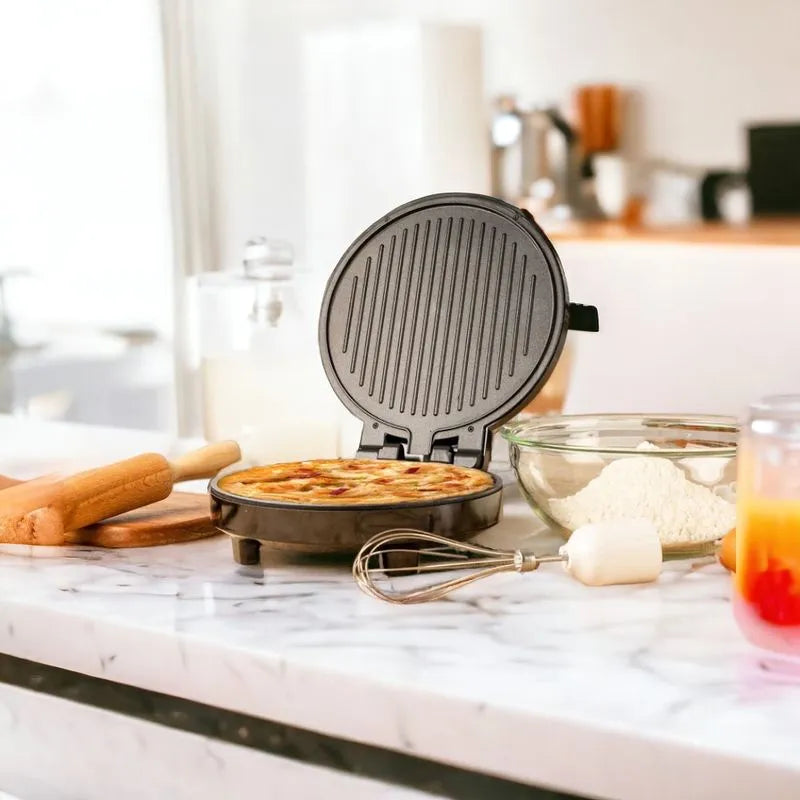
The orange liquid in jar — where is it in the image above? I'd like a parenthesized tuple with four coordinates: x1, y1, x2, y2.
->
(735, 397, 800, 654)
(735, 497, 800, 652)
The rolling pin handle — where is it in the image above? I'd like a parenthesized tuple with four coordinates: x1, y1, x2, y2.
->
(169, 441, 242, 483)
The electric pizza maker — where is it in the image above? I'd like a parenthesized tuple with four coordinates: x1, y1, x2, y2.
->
(209, 192, 599, 564)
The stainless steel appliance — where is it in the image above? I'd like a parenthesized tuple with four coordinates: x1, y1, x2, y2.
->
(210, 192, 600, 563)
(491, 97, 583, 220)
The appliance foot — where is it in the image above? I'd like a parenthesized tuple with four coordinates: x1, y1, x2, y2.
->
(232, 537, 261, 565)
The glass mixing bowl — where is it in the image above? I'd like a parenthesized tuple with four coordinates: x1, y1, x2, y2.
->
(501, 414, 739, 554)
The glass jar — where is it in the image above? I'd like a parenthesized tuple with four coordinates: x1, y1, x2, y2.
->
(193, 238, 340, 463)
(735, 395, 800, 654)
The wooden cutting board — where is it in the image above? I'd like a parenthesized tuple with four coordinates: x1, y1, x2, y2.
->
(0, 475, 217, 548)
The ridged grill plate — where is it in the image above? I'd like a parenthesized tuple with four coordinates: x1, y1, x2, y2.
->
(319, 193, 569, 462)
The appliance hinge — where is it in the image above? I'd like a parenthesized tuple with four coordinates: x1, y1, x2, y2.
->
(429, 430, 490, 469)
(357, 426, 490, 469)
(356, 428, 408, 460)
(356, 442, 405, 460)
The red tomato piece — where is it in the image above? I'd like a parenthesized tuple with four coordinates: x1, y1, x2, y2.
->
(749, 565, 800, 626)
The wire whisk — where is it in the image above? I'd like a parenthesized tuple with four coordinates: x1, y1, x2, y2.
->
(352, 528, 566, 604)
(353, 521, 665, 604)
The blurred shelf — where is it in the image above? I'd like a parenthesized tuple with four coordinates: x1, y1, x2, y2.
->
(545, 217, 800, 247)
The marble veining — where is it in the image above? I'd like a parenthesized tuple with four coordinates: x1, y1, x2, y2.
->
(1, 417, 800, 799)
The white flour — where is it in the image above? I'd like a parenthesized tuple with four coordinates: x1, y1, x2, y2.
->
(548, 449, 735, 545)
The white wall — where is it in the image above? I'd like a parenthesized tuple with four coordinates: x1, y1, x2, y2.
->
(560, 242, 800, 417)
(199, 0, 800, 271)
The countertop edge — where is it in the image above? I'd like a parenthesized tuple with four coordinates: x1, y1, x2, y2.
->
(545, 219, 800, 248)
(0, 602, 797, 800)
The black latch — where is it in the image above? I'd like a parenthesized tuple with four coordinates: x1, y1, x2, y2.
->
(568, 303, 599, 332)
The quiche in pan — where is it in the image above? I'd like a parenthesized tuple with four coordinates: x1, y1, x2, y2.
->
(217, 459, 494, 507)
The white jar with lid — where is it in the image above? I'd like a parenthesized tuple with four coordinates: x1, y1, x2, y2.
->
(193, 238, 340, 463)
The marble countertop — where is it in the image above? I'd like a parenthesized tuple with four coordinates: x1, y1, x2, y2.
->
(1, 416, 799, 800)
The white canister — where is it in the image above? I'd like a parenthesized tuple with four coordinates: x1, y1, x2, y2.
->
(593, 153, 630, 220)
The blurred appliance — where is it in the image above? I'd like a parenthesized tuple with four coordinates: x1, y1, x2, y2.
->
(643, 163, 702, 226)
(10, 340, 174, 430)
(0, 269, 172, 429)
(700, 171, 751, 225)
(491, 97, 582, 220)
(700, 171, 737, 220)
(716, 176, 752, 226)
(748, 124, 800, 215)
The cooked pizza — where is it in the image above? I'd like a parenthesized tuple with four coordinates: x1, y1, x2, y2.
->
(217, 459, 494, 506)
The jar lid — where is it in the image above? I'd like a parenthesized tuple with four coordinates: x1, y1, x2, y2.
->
(318, 193, 598, 468)
(197, 237, 296, 286)
(243, 237, 294, 281)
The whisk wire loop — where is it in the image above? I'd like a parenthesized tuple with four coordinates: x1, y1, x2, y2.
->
(353, 528, 559, 604)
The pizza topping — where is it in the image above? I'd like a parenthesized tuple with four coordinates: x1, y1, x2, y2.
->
(218, 459, 493, 507)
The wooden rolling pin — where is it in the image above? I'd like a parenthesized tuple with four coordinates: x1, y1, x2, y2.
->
(0, 441, 240, 545)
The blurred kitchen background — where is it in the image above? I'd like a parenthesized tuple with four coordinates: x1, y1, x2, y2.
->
(1, 0, 799, 457)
